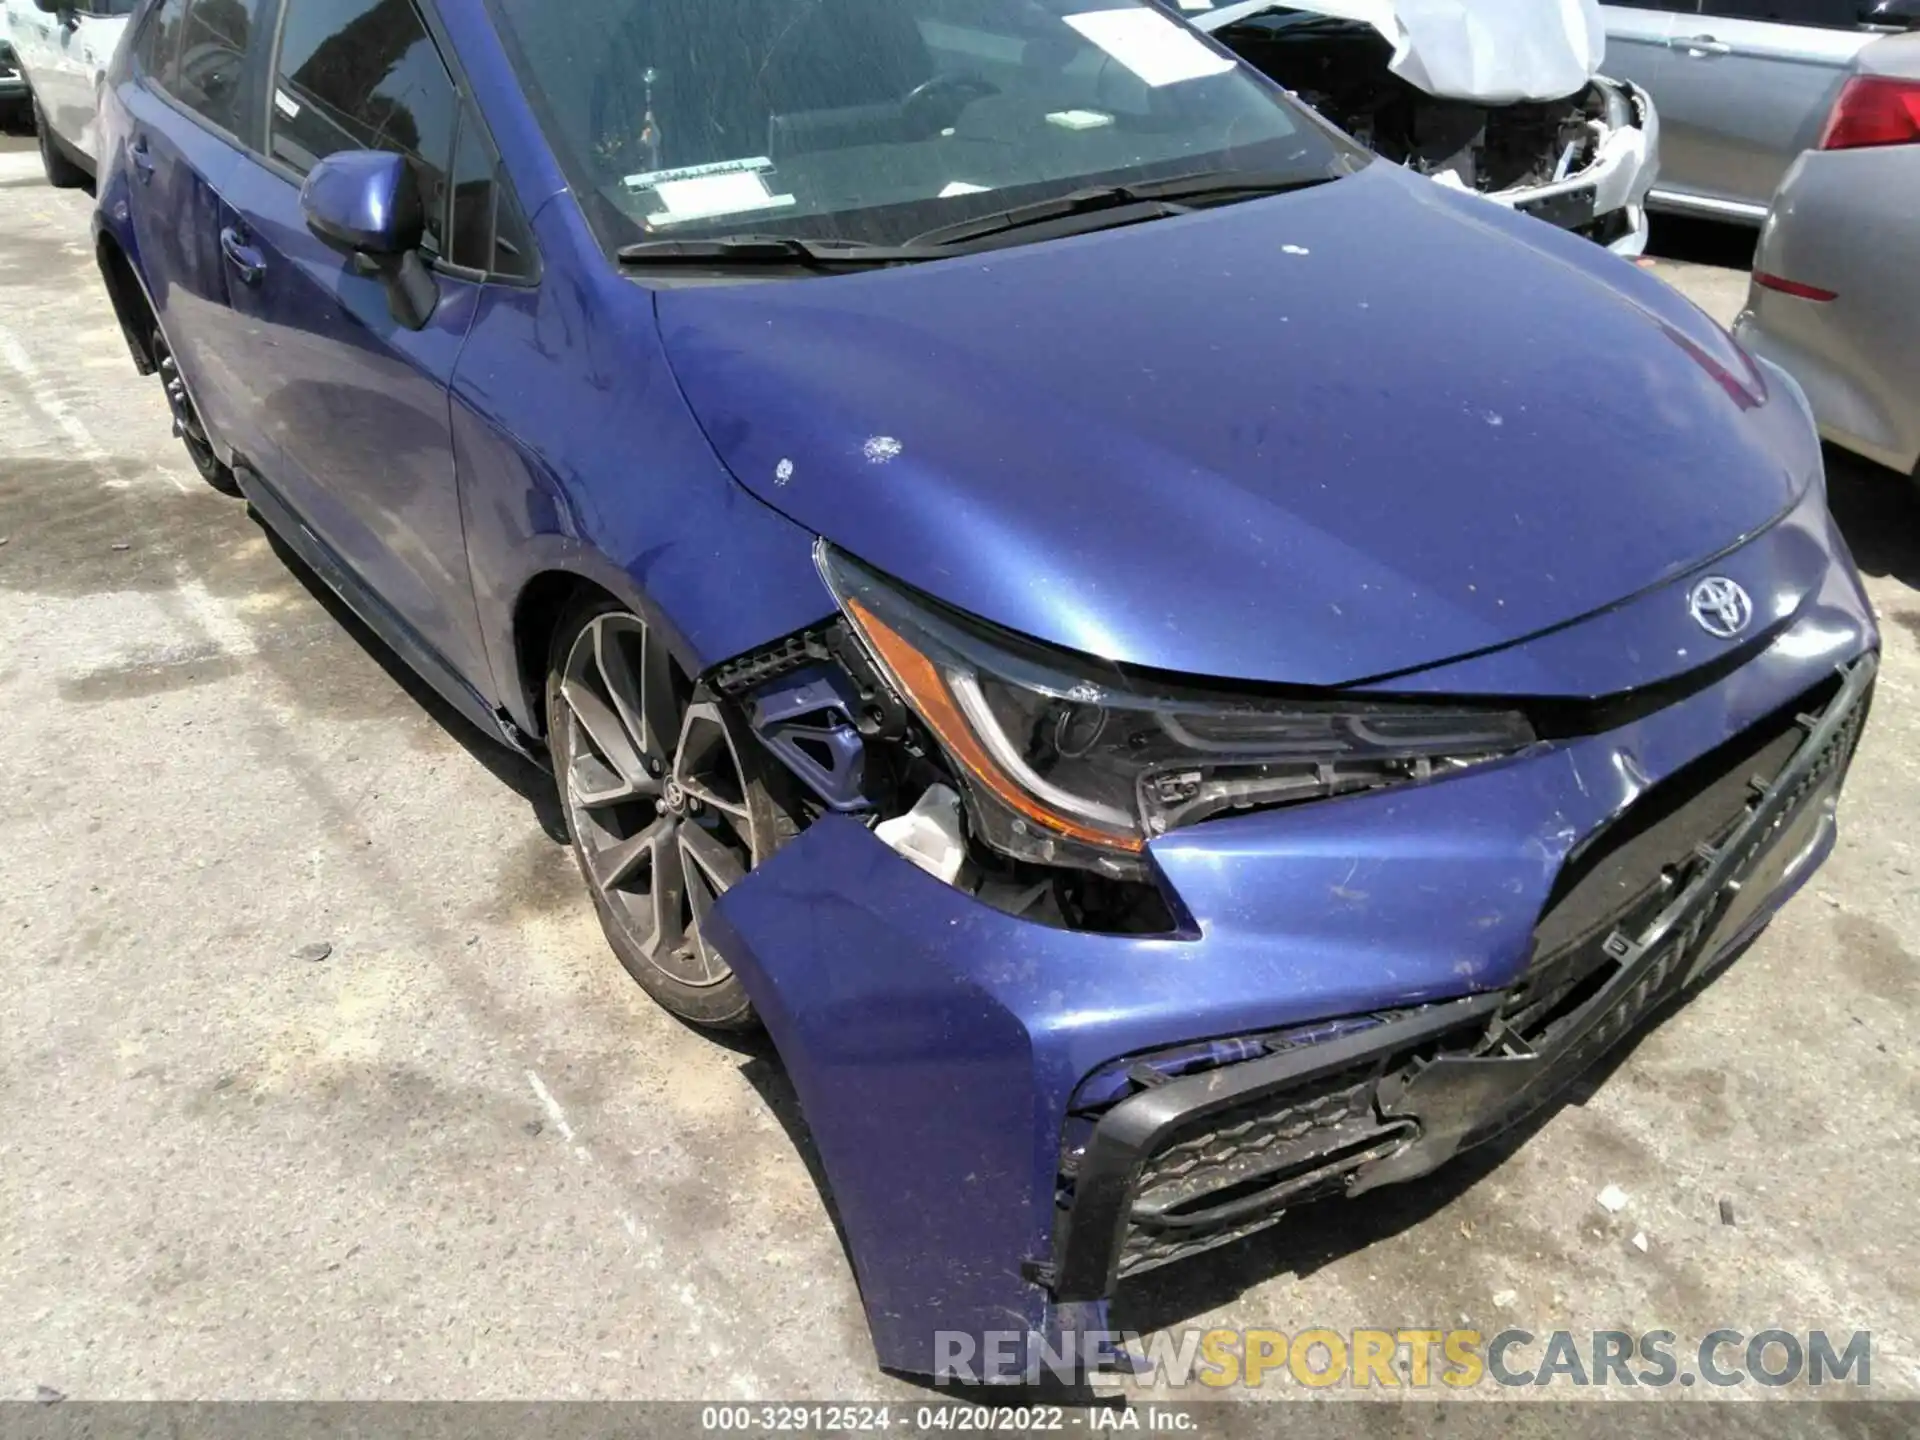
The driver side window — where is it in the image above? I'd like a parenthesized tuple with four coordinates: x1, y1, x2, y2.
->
(267, 0, 457, 257)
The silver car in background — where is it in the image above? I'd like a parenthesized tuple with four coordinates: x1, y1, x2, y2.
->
(1, 0, 135, 186)
(1602, 0, 1920, 222)
(1733, 31, 1920, 479)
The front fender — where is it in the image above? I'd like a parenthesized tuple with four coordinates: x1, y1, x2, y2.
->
(450, 224, 834, 734)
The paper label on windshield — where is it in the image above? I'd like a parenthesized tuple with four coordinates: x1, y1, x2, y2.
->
(1046, 109, 1114, 130)
(624, 155, 773, 191)
(645, 170, 796, 227)
(1063, 9, 1235, 88)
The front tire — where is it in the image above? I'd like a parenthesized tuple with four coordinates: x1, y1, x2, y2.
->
(547, 597, 797, 1030)
(33, 96, 86, 189)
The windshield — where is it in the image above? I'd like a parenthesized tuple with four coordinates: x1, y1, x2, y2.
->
(486, 0, 1357, 251)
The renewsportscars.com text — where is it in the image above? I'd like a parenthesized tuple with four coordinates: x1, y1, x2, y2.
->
(934, 1327, 1874, 1389)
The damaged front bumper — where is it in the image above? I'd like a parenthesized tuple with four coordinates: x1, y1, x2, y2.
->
(704, 496, 1872, 1380)
(1052, 652, 1868, 1299)
(1448, 78, 1660, 257)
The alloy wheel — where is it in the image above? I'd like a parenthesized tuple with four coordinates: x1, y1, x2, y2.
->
(556, 611, 777, 991)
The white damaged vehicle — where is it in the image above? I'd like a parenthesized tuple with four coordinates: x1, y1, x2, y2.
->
(1189, 0, 1659, 254)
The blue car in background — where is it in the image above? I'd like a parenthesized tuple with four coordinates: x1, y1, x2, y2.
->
(92, 0, 1876, 1381)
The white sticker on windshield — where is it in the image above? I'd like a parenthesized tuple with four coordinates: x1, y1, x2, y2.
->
(1045, 109, 1114, 130)
(1176, 0, 1215, 9)
(1063, 8, 1236, 88)
(938, 181, 990, 197)
(645, 171, 796, 227)
(273, 89, 301, 120)
(625, 155, 773, 191)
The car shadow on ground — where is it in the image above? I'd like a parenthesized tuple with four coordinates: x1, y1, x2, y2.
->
(1645, 214, 1759, 270)
(256, 518, 570, 842)
(1825, 445, 1920, 596)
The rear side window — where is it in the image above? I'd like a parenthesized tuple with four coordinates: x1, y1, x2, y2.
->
(133, 0, 186, 82)
(136, 0, 262, 136)
(171, 0, 264, 134)
(268, 0, 459, 255)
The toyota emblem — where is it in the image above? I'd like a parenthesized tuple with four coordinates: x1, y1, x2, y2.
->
(1688, 576, 1753, 640)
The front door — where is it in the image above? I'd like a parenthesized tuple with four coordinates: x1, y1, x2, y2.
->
(218, 0, 491, 693)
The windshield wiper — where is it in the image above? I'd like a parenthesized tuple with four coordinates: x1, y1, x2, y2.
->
(615, 169, 1342, 268)
(904, 168, 1341, 249)
(617, 234, 948, 268)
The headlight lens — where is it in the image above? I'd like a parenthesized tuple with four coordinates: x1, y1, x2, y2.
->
(819, 545, 1537, 876)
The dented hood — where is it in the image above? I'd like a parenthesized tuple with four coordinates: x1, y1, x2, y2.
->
(655, 165, 1812, 691)
(1194, 0, 1607, 104)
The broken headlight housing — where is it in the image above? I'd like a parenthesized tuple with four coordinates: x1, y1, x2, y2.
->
(819, 544, 1537, 879)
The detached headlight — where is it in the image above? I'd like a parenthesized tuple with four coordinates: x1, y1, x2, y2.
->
(819, 545, 1536, 878)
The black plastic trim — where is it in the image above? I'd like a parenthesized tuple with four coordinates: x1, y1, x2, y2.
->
(236, 463, 535, 758)
(1048, 992, 1503, 1301)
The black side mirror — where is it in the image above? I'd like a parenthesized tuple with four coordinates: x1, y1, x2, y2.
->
(300, 150, 439, 330)
(1866, 0, 1920, 29)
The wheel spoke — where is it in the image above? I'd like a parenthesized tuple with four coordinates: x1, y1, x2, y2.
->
(588, 814, 674, 891)
(594, 617, 662, 771)
(678, 820, 746, 893)
(562, 676, 651, 789)
(572, 770, 650, 810)
(673, 701, 754, 823)
(638, 626, 681, 761)
(644, 821, 689, 959)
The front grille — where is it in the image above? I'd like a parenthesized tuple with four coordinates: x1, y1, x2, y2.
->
(1050, 662, 1872, 1296)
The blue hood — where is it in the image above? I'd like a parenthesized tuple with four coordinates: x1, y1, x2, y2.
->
(655, 164, 1816, 690)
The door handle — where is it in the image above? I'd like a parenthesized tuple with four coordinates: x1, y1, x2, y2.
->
(219, 227, 266, 286)
(129, 136, 154, 183)
(1674, 35, 1733, 56)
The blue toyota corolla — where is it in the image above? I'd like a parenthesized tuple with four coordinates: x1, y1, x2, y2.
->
(94, 0, 1876, 1380)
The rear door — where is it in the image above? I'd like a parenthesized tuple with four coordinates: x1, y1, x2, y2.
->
(1655, 0, 1880, 216)
(119, 0, 264, 457)
(216, 0, 494, 692)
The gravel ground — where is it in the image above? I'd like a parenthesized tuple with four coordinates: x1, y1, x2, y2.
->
(2, 134, 1917, 1406)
